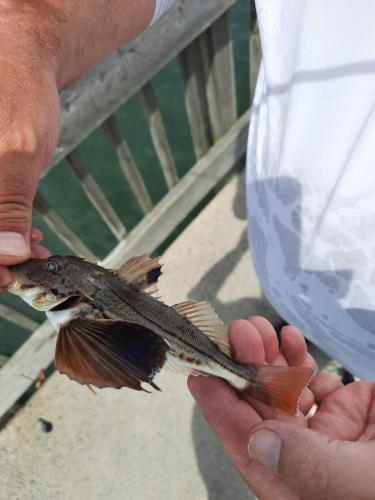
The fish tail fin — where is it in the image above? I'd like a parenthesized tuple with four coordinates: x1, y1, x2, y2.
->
(244, 365, 315, 415)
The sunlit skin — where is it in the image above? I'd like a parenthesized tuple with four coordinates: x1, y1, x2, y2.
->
(0, 228, 50, 291)
(189, 317, 375, 499)
(0, 0, 155, 274)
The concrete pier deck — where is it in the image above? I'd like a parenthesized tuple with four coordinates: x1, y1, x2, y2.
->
(0, 172, 290, 500)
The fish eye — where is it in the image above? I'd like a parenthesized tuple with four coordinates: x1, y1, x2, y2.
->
(46, 261, 59, 273)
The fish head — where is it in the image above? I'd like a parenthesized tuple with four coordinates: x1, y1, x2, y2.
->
(8, 255, 104, 311)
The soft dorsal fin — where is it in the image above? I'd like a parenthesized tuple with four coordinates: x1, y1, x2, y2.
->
(172, 300, 231, 356)
(116, 254, 162, 295)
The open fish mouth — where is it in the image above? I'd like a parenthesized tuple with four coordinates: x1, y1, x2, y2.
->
(8, 281, 69, 312)
(31, 293, 69, 312)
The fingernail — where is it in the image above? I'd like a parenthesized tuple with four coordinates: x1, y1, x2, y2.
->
(0, 232, 29, 257)
(248, 430, 281, 470)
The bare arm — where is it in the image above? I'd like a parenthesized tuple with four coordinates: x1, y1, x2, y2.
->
(0, 1, 156, 273)
(0, 0, 155, 87)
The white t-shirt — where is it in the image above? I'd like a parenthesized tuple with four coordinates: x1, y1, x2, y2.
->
(151, 0, 175, 25)
(153, 0, 375, 378)
(247, 0, 375, 379)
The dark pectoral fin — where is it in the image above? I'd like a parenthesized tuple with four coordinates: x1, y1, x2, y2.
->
(55, 318, 169, 391)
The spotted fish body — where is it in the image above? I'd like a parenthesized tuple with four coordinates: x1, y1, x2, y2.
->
(9, 255, 314, 414)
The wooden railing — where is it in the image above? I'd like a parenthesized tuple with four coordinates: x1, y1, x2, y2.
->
(0, 0, 261, 421)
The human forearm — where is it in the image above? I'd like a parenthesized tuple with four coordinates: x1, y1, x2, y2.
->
(0, 0, 156, 88)
(0, 0, 155, 268)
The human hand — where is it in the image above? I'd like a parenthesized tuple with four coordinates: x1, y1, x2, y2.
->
(189, 317, 375, 499)
(0, 7, 60, 284)
(0, 0, 156, 284)
(0, 228, 51, 291)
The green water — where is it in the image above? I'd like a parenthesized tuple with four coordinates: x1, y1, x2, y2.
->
(0, 0, 251, 356)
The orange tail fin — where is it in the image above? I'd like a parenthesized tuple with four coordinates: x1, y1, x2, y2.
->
(247, 365, 315, 415)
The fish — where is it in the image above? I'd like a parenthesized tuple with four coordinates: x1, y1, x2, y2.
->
(8, 254, 315, 414)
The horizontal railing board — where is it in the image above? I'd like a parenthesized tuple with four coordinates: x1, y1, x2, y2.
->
(45, 0, 236, 175)
(0, 322, 56, 420)
(0, 107, 250, 420)
(0, 303, 40, 332)
(0, 354, 9, 369)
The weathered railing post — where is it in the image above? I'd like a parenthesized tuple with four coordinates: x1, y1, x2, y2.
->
(139, 82, 179, 188)
(250, 1, 261, 101)
(34, 193, 96, 260)
(66, 151, 127, 240)
(178, 37, 213, 158)
(102, 115, 154, 215)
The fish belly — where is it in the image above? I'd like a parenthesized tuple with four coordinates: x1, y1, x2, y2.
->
(47, 303, 100, 330)
(47, 309, 76, 330)
(166, 352, 248, 390)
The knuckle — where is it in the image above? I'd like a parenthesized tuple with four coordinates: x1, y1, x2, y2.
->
(0, 194, 31, 231)
(0, 97, 59, 167)
(0, 128, 41, 161)
(0, 126, 57, 170)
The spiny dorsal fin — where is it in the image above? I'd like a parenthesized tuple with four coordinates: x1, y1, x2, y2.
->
(172, 300, 231, 356)
(116, 254, 162, 295)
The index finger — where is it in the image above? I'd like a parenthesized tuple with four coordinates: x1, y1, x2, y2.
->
(246, 316, 280, 363)
(228, 319, 265, 364)
(281, 326, 317, 370)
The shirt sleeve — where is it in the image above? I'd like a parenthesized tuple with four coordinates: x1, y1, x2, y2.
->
(150, 0, 176, 25)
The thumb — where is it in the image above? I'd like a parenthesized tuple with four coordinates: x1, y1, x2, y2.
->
(0, 57, 60, 267)
(248, 421, 375, 499)
(0, 149, 42, 265)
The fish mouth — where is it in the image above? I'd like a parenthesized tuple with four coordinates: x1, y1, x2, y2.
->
(32, 293, 67, 312)
(8, 280, 72, 312)
(8, 267, 82, 312)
